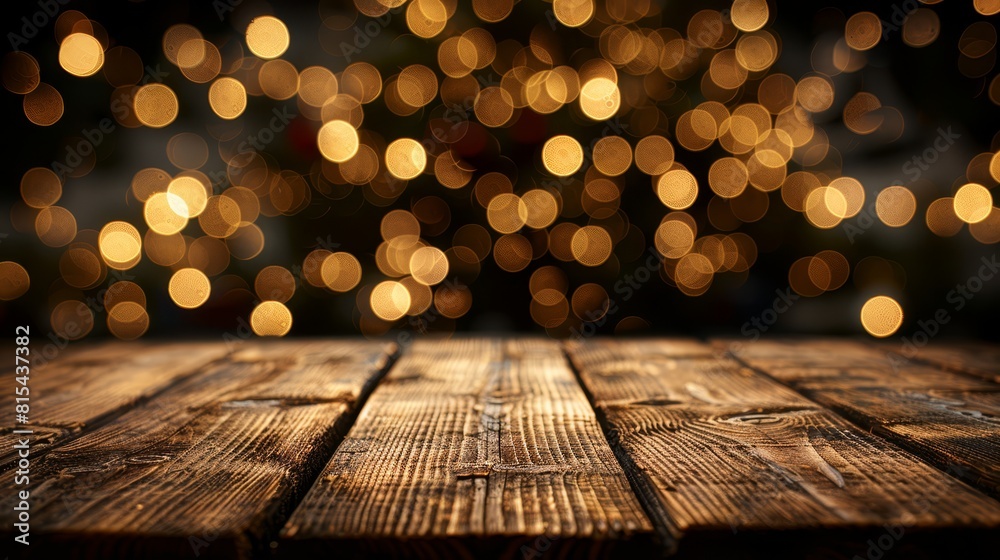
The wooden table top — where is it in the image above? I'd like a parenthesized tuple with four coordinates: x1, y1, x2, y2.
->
(2, 337, 998, 559)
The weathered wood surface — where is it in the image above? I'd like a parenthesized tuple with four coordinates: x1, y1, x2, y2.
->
(0, 340, 396, 560)
(2, 337, 999, 559)
(1, 341, 230, 468)
(279, 339, 654, 558)
(567, 339, 1000, 557)
(723, 338, 1000, 499)
(878, 340, 1000, 383)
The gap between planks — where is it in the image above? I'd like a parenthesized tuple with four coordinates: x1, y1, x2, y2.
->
(565, 338, 1000, 559)
(719, 338, 1000, 499)
(0, 341, 234, 471)
(1, 340, 399, 560)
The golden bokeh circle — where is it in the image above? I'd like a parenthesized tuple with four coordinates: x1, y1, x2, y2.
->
(23, 82, 63, 126)
(579, 77, 620, 121)
(542, 135, 584, 177)
(51, 300, 95, 340)
(169, 268, 211, 309)
(845, 12, 882, 51)
(876, 186, 917, 227)
(59, 33, 104, 77)
(134, 84, 179, 128)
(953, 183, 993, 224)
(99, 221, 142, 269)
(20, 167, 62, 208)
(571, 226, 613, 267)
(409, 246, 450, 286)
(108, 301, 149, 340)
(0, 262, 30, 301)
(208, 77, 247, 119)
(731, 0, 769, 32)
(144, 192, 189, 235)
(656, 170, 699, 210)
(860, 296, 904, 338)
(251, 301, 293, 336)
(320, 252, 363, 292)
(371, 281, 411, 321)
(592, 136, 632, 176)
(318, 120, 360, 163)
(255, 265, 295, 303)
(245, 16, 290, 59)
(385, 138, 427, 180)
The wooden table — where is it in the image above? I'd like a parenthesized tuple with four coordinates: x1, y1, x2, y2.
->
(2, 338, 998, 559)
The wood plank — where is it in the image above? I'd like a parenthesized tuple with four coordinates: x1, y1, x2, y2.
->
(0, 341, 230, 468)
(568, 338, 1000, 557)
(279, 339, 654, 558)
(877, 340, 1000, 383)
(0, 340, 396, 559)
(723, 338, 1000, 499)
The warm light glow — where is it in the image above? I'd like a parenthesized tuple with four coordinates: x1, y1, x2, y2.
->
(251, 301, 293, 336)
(579, 77, 620, 121)
(860, 295, 904, 337)
(542, 135, 584, 177)
(385, 138, 427, 180)
(876, 186, 917, 227)
(134, 84, 179, 128)
(320, 252, 362, 292)
(657, 170, 699, 210)
(144, 192, 189, 235)
(99, 222, 142, 269)
(0, 262, 30, 301)
(371, 281, 411, 321)
(59, 33, 104, 77)
(318, 120, 360, 163)
(953, 183, 993, 224)
(167, 176, 209, 218)
(245, 16, 290, 59)
(409, 246, 449, 286)
(168, 268, 211, 309)
(208, 77, 247, 119)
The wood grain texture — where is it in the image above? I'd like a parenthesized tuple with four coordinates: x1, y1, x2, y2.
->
(568, 338, 1000, 557)
(877, 340, 1000, 383)
(0, 340, 396, 560)
(723, 338, 1000, 498)
(1, 341, 230, 468)
(279, 339, 654, 559)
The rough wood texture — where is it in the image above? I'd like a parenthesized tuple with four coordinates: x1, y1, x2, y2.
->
(0, 340, 396, 560)
(724, 338, 1000, 499)
(279, 339, 654, 559)
(1, 341, 229, 468)
(878, 340, 1000, 383)
(568, 338, 1000, 557)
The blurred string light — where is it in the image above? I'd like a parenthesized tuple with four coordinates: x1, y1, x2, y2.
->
(1, 1, 999, 340)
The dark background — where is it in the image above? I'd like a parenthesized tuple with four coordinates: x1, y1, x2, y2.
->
(1, 0, 998, 341)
